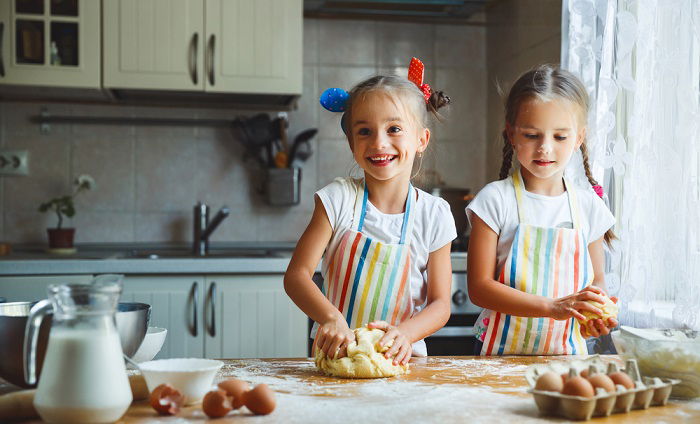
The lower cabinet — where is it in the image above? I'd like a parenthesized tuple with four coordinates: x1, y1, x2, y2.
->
(121, 274, 307, 360)
(0, 275, 94, 302)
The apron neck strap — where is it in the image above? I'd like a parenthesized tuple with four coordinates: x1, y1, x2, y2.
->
(512, 170, 582, 229)
(352, 179, 415, 244)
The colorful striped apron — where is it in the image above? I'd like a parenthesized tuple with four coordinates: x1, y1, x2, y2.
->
(480, 171, 593, 355)
(321, 180, 416, 330)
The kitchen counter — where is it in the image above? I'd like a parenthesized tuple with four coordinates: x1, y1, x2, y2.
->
(6, 355, 698, 423)
(0, 242, 469, 275)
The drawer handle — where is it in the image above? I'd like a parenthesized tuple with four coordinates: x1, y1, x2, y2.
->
(189, 32, 198, 85)
(0, 22, 5, 77)
(191, 281, 198, 337)
(208, 282, 217, 337)
(206, 34, 215, 86)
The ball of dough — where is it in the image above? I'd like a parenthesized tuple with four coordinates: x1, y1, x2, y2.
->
(579, 294, 618, 324)
(315, 327, 409, 378)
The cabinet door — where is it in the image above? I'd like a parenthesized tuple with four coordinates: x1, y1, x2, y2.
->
(121, 276, 204, 359)
(103, 0, 204, 90)
(0, 0, 100, 87)
(204, 275, 307, 359)
(0, 275, 93, 302)
(204, 0, 302, 94)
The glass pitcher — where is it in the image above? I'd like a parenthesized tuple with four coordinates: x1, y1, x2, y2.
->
(24, 278, 132, 423)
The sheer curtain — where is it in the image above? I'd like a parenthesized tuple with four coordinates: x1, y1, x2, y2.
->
(562, 0, 700, 330)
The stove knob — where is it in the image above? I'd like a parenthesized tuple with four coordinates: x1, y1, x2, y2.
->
(452, 289, 467, 306)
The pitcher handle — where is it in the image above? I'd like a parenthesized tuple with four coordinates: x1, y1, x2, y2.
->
(24, 299, 52, 386)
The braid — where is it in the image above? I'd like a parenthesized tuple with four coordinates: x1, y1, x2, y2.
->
(580, 142, 617, 247)
(499, 130, 514, 180)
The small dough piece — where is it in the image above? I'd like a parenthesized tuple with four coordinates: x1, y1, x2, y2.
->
(579, 295, 618, 324)
(315, 327, 409, 378)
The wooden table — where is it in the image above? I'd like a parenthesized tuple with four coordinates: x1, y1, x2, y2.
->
(4, 356, 700, 423)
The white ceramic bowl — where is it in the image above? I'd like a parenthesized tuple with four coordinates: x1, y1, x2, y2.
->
(138, 358, 223, 404)
(132, 327, 167, 363)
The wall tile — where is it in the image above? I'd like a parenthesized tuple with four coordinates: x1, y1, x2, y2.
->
(319, 20, 376, 66)
(318, 66, 377, 139)
(303, 18, 320, 65)
(377, 22, 434, 67)
(3, 103, 72, 138)
(133, 212, 190, 242)
(207, 207, 259, 242)
(72, 212, 134, 243)
(72, 138, 135, 212)
(435, 25, 486, 69)
(135, 137, 197, 212)
(288, 66, 319, 142)
(435, 68, 487, 143)
(255, 209, 315, 242)
(4, 210, 55, 243)
(71, 104, 135, 140)
(432, 138, 486, 189)
(3, 135, 70, 216)
(317, 138, 357, 188)
(193, 136, 252, 209)
(133, 106, 197, 140)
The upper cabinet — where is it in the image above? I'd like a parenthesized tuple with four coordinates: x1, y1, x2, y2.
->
(103, 0, 302, 96)
(0, 0, 100, 87)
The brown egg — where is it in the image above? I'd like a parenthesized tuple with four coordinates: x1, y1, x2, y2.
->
(561, 376, 595, 398)
(579, 369, 589, 379)
(560, 373, 569, 384)
(243, 383, 276, 415)
(609, 371, 635, 389)
(535, 372, 564, 392)
(149, 383, 184, 416)
(587, 373, 616, 393)
(218, 378, 250, 409)
(202, 389, 233, 418)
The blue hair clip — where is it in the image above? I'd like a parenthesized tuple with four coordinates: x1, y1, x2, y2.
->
(320, 88, 349, 112)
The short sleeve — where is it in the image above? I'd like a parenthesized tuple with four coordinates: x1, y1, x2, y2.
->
(586, 191, 616, 242)
(466, 182, 505, 235)
(315, 177, 356, 232)
(428, 197, 458, 252)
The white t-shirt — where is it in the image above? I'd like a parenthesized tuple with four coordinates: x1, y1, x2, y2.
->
(466, 172, 616, 278)
(315, 177, 457, 356)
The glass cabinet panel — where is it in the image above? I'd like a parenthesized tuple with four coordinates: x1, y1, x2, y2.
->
(50, 21, 78, 66)
(50, 0, 78, 17)
(16, 19, 44, 64)
(15, 0, 43, 15)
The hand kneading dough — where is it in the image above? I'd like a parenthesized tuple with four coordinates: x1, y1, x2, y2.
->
(579, 295, 618, 324)
(315, 327, 409, 378)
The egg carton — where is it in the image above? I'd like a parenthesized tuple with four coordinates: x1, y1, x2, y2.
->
(525, 356, 680, 421)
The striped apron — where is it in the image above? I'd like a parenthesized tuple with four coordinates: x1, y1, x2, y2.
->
(479, 171, 593, 355)
(321, 180, 416, 330)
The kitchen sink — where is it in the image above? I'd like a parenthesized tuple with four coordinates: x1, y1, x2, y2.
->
(125, 248, 292, 259)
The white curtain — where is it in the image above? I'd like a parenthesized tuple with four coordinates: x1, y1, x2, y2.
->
(563, 0, 700, 330)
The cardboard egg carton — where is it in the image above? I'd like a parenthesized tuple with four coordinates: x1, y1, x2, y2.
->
(525, 356, 680, 421)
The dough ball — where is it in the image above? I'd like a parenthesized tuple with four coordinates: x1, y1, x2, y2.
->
(315, 327, 409, 378)
(579, 294, 618, 325)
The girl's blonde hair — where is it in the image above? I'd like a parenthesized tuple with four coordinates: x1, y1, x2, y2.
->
(342, 75, 450, 136)
(499, 64, 616, 246)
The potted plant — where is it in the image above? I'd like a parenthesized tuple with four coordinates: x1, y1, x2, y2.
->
(39, 174, 96, 252)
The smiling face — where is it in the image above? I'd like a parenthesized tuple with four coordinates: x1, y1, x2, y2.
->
(508, 98, 585, 183)
(348, 91, 429, 183)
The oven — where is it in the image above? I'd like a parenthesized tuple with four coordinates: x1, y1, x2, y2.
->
(424, 264, 482, 356)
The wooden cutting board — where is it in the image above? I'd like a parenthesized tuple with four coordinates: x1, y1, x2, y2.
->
(4, 356, 700, 423)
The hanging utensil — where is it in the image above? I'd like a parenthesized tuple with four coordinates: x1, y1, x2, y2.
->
(289, 128, 317, 168)
(273, 116, 289, 168)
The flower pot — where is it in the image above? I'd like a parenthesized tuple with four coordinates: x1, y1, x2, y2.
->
(47, 228, 75, 249)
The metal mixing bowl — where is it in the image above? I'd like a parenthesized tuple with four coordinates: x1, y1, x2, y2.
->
(0, 301, 150, 388)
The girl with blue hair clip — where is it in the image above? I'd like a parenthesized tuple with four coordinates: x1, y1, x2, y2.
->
(284, 58, 455, 365)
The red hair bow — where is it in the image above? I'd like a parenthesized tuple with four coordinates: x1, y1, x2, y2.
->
(408, 57, 432, 103)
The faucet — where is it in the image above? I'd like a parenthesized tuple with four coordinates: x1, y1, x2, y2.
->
(193, 202, 230, 256)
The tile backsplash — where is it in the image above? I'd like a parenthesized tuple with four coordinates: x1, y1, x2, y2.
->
(0, 18, 496, 244)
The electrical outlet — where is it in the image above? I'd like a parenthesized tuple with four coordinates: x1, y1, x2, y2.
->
(0, 150, 29, 176)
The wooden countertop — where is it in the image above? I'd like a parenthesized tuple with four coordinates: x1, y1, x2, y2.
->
(6, 356, 700, 423)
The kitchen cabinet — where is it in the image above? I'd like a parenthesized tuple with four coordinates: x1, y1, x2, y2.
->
(0, 274, 94, 302)
(203, 275, 307, 359)
(120, 276, 205, 359)
(0, 0, 100, 87)
(103, 0, 302, 95)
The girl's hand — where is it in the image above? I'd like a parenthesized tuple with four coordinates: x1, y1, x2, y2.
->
(314, 317, 355, 359)
(548, 286, 608, 321)
(580, 296, 619, 338)
(367, 321, 412, 366)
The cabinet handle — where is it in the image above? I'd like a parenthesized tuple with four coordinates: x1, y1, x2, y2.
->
(189, 32, 198, 85)
(0, 22, 5, 77)
(191, 281, 199, 337)
(207, 34, 215, 86)
(208, 282, 217, 337)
